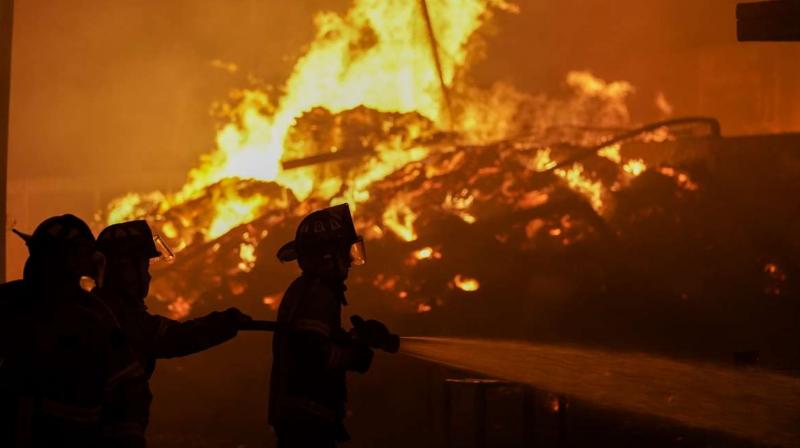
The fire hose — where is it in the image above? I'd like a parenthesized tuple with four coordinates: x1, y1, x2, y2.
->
(239, 316, 400, 354)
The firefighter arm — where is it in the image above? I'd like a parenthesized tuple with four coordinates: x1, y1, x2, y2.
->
(289, 322, 374, 373)
(153, 308, 251, 359)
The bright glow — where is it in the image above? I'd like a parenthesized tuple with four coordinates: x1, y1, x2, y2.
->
(238, 242, 257, 272)
(453, 274, 480, 292)
(555, 164, 604, 212)
(108, 0, 509, 240)
(623, 159, 647, 177)
(383, 196, 419, 241)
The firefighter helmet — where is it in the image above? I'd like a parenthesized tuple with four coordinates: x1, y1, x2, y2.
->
(277, 203, 366, 266)
(97, 220, 174, 263)
(13, 214, 94, 256)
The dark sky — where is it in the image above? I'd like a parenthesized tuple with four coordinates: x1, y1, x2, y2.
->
(5, 0, 800, 278)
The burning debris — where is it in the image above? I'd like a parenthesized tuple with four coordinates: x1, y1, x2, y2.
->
(98, 0, 800, 380)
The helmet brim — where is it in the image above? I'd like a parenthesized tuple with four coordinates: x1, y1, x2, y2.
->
(276, 240, 298, 262)
(11, 228, 32, 244)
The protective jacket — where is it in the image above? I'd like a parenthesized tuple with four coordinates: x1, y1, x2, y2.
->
(96, 288, 243, 443)
(268, 274, 373, 443)
(0, 280, 144, 448)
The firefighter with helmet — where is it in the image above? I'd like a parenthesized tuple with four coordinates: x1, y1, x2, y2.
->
(269, 204, 399, 447)
(94, 220, 253, 446)
(0, 214, 143, 447)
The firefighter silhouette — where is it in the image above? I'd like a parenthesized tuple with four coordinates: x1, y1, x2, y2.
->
(95, 220, 252, 446)
(270, 204, 398, 447)
(0, 214, 142, 447)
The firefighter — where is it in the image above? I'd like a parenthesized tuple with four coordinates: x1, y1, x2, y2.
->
(94, 219, 252, 445)
(270, 204, 398, 447)
(0, 214, 143, 447)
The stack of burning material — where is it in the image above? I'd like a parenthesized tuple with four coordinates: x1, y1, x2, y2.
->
(140, 117, 796, 371)
(101, 0, 800, 369)
(113, 103, 800, 367)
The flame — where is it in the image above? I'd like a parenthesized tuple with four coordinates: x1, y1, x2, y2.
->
(598, 145, 622, 164)
(108, 0, 511, 239)
(532, 148, 558, 172)
(161, 221, 178, 239)
(555, 164, 604, 212)
(453, 274, 480, 292)
(99, 0, 704, 319)
(442, 190, 477, 223)
(209, 195, 267, 240)
(383, 196, 419, 241)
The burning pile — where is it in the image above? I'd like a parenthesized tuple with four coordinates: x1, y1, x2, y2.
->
(101, 0, 800, 370)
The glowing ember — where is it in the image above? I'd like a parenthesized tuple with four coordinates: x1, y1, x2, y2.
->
(262, 292, 283, 311)
(532, 148, 558, 172)
(238, 242, 257, 273)
(623, 158, 647, 177)
(549, 395, 562, 413)
(453, 274, 480, 292)
(763, 262, 787, 296)
(373, 273, 400, 292)
(415, 247, 434, 259)
(659, 167, 700, 191)
(79, 276, 96, 292)
(417, 303, 433, 313)
(518, 191, 549, 209)
(413, 246, 442, 261)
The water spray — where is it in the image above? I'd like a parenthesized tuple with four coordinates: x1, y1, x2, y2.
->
(242, 322, 800, 446)
(400, 337, 800, 447)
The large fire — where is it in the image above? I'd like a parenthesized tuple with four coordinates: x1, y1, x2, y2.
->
(109, 0, 516, 235)
(103, 0, 700, 318)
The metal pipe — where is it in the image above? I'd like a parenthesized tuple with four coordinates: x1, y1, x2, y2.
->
(0, 0, 14, 282)
(419, 0, 454, 130)
(238, 320, 278, 332)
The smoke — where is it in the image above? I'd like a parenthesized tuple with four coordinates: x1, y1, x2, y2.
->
(401, 337, 800, 447)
